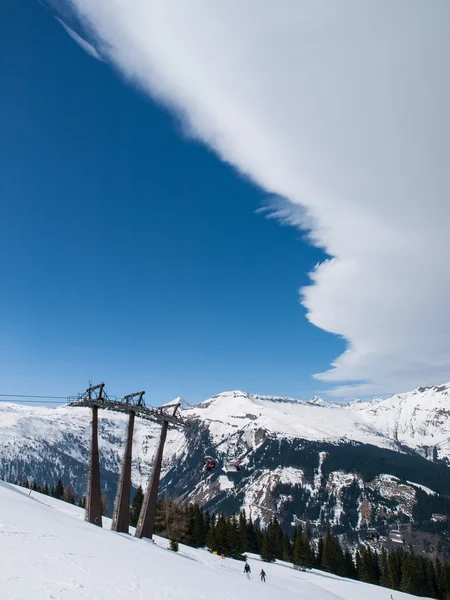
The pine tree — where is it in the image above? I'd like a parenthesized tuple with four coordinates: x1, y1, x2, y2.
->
(434, 558, 445, 600)
(215, 514, 230, 556)
(400, 554, 433, 597)
(186, 505, 205, 548)
(292, 525, 302, 545)
(440, 562, 450, 600)
(206, 515, 217, 552)
(154, 496, 188, 543)
(293, 530, 314, 570)
(204, 509, 211, 540)
(245, 517, 260, 554)
(355, 550, 363, 580)
(316, 536, 324, 568)
(305, 526, 312, 542)
(357, 545, 379, 584)
(387, 549, 402, 591)
(344, 549, 357, 579)
(260, 530, 275, 563)
(101, 483, 109, 517)
(254, 526, 263, 554)
(426, 558, 438, 600)
(321, 529, 345, 576)
(155, 494, 170, 538)
(64, 481, 76, 505)
(54, 479, 64, 500)
(130, 485, 144, 527)
(268, 518, 284, 560)
(400, 555, 418, 595)
(416, 556, 433, 598)
(238, 511, 248, 554)
(293, 531, 304, 568)
(228, 514, 246, 560)
(186, 505, 195, 546)
(379, 548, 390, 588)
(282, 532, 292, 562)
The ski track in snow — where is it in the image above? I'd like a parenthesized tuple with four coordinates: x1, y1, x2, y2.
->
(0, 481, 428, 600)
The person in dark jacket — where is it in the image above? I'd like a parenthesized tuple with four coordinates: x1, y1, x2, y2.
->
(260, 569, 266, 582)
(244, 563, 251, 578)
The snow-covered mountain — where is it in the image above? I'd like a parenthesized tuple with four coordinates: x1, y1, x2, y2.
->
(349, 384, 450, 460)
(2, 382, 450, 555)
(183, 390, 395, 450)
(184, 383, 450, 461)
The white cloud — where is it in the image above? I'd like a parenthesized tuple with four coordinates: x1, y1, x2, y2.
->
(52, 1, 450, 397)
(56, 18, 104, 62)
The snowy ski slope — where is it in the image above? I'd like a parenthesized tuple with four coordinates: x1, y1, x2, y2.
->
(0, 481, 430, 600)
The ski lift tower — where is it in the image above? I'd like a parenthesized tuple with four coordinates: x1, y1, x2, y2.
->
(134, 400, 186, 540)
(68, 385, 190, 534)
(67, 382, 109, 527)
(111, 390, 144, 533)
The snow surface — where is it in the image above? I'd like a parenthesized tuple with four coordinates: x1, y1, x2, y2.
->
(406, 481, 437, 496)
(326, 471, 358, 525)
(218, 475, 234, 491)
(366, 476, 417, 519)
(240, 467, 307, 522)
(0, 481, 428, 600)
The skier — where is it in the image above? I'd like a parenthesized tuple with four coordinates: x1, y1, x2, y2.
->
(260, 569, 266, 582)
(244, 562, 251, 579)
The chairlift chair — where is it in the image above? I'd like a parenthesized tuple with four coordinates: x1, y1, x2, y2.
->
(389, 529, 404, 544)
(203, 456, 217, 472)
(224, 461, 242, 473)
(224, 438, 245, 473)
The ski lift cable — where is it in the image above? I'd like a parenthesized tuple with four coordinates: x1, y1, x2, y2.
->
(0, 393, 68, 399)
(0, 392, 186, 408)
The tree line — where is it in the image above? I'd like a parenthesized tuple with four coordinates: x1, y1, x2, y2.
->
(16, 479, 450, 599)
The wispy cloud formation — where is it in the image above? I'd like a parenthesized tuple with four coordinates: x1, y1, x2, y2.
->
(56, 18, 104, 62)
(49, 1, 450, 397)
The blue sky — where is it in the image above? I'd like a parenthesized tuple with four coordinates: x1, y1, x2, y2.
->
(0, 2, 344, 404)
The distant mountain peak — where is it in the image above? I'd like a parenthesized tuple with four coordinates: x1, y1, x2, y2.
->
(210, 390, 250, 400)
(307, 396, 326, 406)
(415, 382, 450, 394)
(203, 390, 302, 407)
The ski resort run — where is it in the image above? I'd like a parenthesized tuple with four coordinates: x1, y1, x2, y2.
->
(0, 481, 429, 600)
